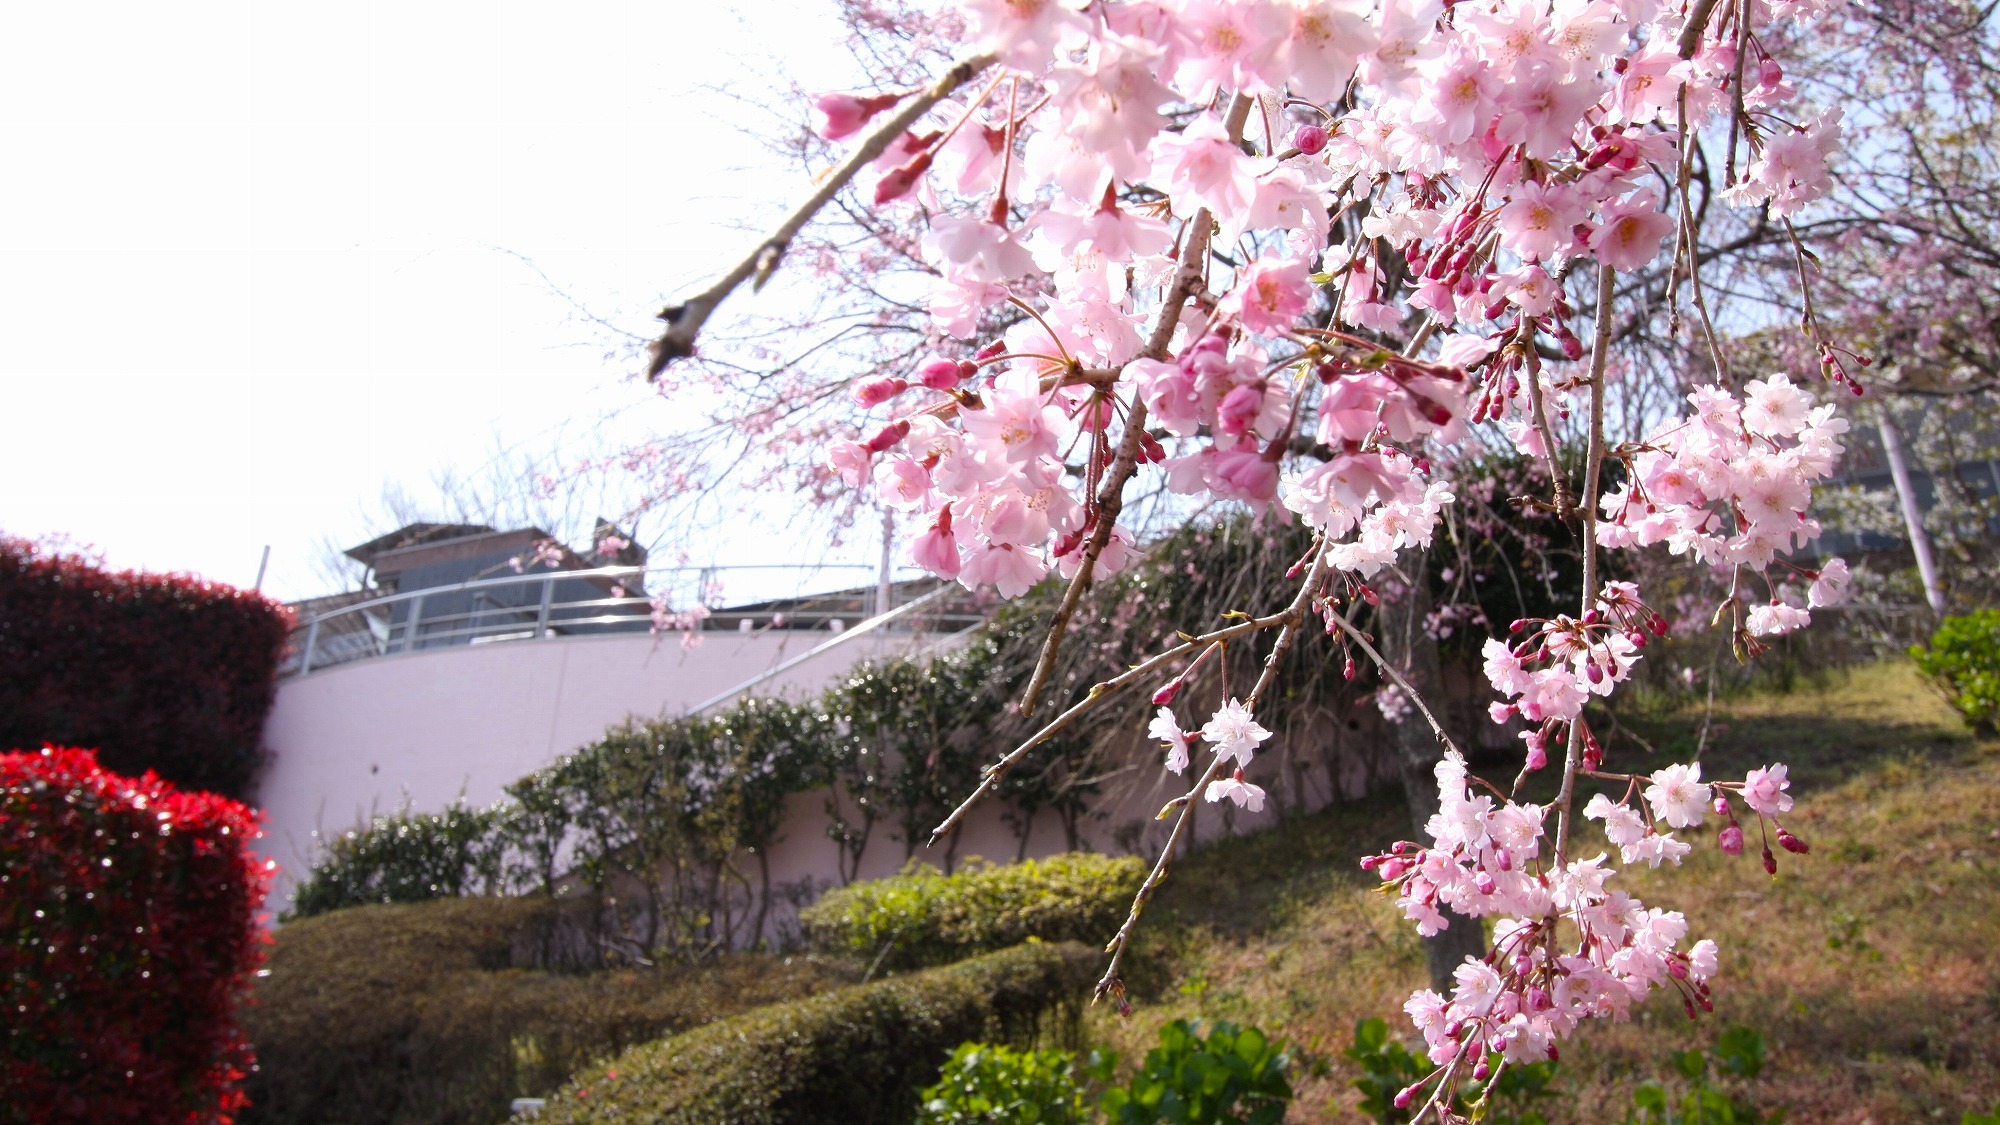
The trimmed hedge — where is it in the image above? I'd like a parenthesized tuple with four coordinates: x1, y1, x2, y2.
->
(530, 940, 1100, 1125)
(0, 538, 292, 799)
(240, 897, 859, 1125)
(284, 801, 507, 920)
(1, 746, 269, 1122)
(800, 853, 1145, 970)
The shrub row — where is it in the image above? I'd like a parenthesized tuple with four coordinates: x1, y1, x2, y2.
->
(529, 940, 1100, 1125)
(1, 746, 268, 1122)
(0, 538, 292, 799)
(240, 896, 860, 1125)
(800, 853, 1146, 970)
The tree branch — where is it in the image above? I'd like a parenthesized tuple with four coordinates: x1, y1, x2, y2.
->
(646, 53, 997, 378)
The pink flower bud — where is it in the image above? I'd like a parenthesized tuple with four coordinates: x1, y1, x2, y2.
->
(1761, 845, 1778, 875)
(873, 149, 933, 206)
(1150, 680, 1182, 705)
(1378, 858, 1409, 882)
(1757, 58, 1784, 88)
(812, 91, 904, 141)
(1712, 796, 1731, 816)
(1718, 823, 1744, 855)
(1292, 124, 1329, 155)
(850, 376, 908, 408)
(863, 420, 910, 454)
(917, 358, 962, 390)
(1473, 1060, 1491, 1081)
(1777, 828, 1809, 854)
(1394, 1083, 1422, 1110)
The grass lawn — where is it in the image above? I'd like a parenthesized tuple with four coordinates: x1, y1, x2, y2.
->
(1087, 660, 2000, 1123)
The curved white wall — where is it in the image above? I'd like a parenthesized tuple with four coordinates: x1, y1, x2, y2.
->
(252, 627, 955, 915)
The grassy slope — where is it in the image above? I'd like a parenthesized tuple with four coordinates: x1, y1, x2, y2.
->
(1086, 661, 2000, 1123)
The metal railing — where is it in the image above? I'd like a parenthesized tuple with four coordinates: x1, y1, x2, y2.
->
(281, 565, 984, 677)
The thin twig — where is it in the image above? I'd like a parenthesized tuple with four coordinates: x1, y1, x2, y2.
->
(646, 53, 997, 377)
(1018, 91, 1259, 715)
(927, 595, 1302, 845)
(1092, 538, 1333, 1002)
(1552, 265, 1616, 866)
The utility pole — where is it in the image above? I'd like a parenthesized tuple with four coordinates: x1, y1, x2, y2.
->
(1876, 411, 1947, 616)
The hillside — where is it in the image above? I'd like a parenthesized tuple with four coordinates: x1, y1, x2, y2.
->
(1089, 661, 2000, 1123)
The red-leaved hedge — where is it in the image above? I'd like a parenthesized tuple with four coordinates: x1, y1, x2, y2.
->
(0, 538, 292, 800)
(1, 746, 271, 1122)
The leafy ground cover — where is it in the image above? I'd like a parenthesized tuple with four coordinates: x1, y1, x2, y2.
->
(1087, 660, 2000, 1123)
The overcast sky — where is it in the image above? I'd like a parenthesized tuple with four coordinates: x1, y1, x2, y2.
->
(0, 1, 892, 604)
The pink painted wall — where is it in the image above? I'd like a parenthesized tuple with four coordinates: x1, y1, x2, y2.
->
(253, 626, 961, 916)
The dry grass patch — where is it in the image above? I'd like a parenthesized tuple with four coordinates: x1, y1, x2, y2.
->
(1085, 661, 2000, 1123)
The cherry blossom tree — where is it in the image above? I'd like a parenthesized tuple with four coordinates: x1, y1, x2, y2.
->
(643, 0, 1871, 1113)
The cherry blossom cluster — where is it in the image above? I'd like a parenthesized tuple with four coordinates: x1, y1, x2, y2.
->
(1360, 750, 1802, 1092)
(1595, 373, 1854, 638)
(794, 0, 1851, 1110)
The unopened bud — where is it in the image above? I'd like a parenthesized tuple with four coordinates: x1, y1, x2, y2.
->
(1719, 824, 1745, 856)
(976, 338, 1008, 361)
(1712, 796, 1731, 816)
(812, 91, 904, 142)
(917, 358, 962, 390)
(1473, 1060, 1491, 1081)
(1292, 124, 1330, 155)
(872, 149, 933, 206)
(863, 420, 910, 454)
(1761, 845, 1778, 875)
(1394, 1083, 1423, 1110)
(850, 376, 908, 408)
(1777, 828, 1809, 854)
(1151, 680, 1182, 706)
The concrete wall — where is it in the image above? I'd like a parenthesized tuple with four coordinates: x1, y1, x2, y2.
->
(252, 625, 960, 915)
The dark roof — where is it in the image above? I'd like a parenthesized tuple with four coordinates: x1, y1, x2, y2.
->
(343, 523, 497, 566)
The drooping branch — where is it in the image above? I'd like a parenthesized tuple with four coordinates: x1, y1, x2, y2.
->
(1019, 91, 1259, 715)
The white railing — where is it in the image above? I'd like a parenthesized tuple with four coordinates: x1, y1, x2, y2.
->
(282, 565, 983, 676)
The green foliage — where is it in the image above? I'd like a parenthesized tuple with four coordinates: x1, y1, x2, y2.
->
(285, 801, 507, 920)
(1343, 1017, 1557, 1125)
(529, 941, 1098, 1125)
(1096, 1019, 1294, 1125)
(1624, 1027, 1784, 1125)
(800, 852, 1147, 970)
(1964, 1106, 2000, 1125)
(1911, 610, 2000, 732)
(239, 897, 856, 1125)
(918, 1042, 1100, 1124)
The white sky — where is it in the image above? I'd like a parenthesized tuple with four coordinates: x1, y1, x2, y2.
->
(0, 1, 892, 604)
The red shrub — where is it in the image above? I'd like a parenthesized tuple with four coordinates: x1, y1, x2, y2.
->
(1, 746, 271, 1122)
(0, 538, 293, 800)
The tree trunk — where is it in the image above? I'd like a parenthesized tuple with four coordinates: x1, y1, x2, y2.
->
(1375, 551, 1489, 994)
(753, 849, 772, 950)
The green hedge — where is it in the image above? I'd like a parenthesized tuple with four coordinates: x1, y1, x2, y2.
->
(1911, 609, 2000, 733)
(529, 940, 1100, 1125)
(799, 853, 1145, 970)
(240, 897, 858, 1125)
